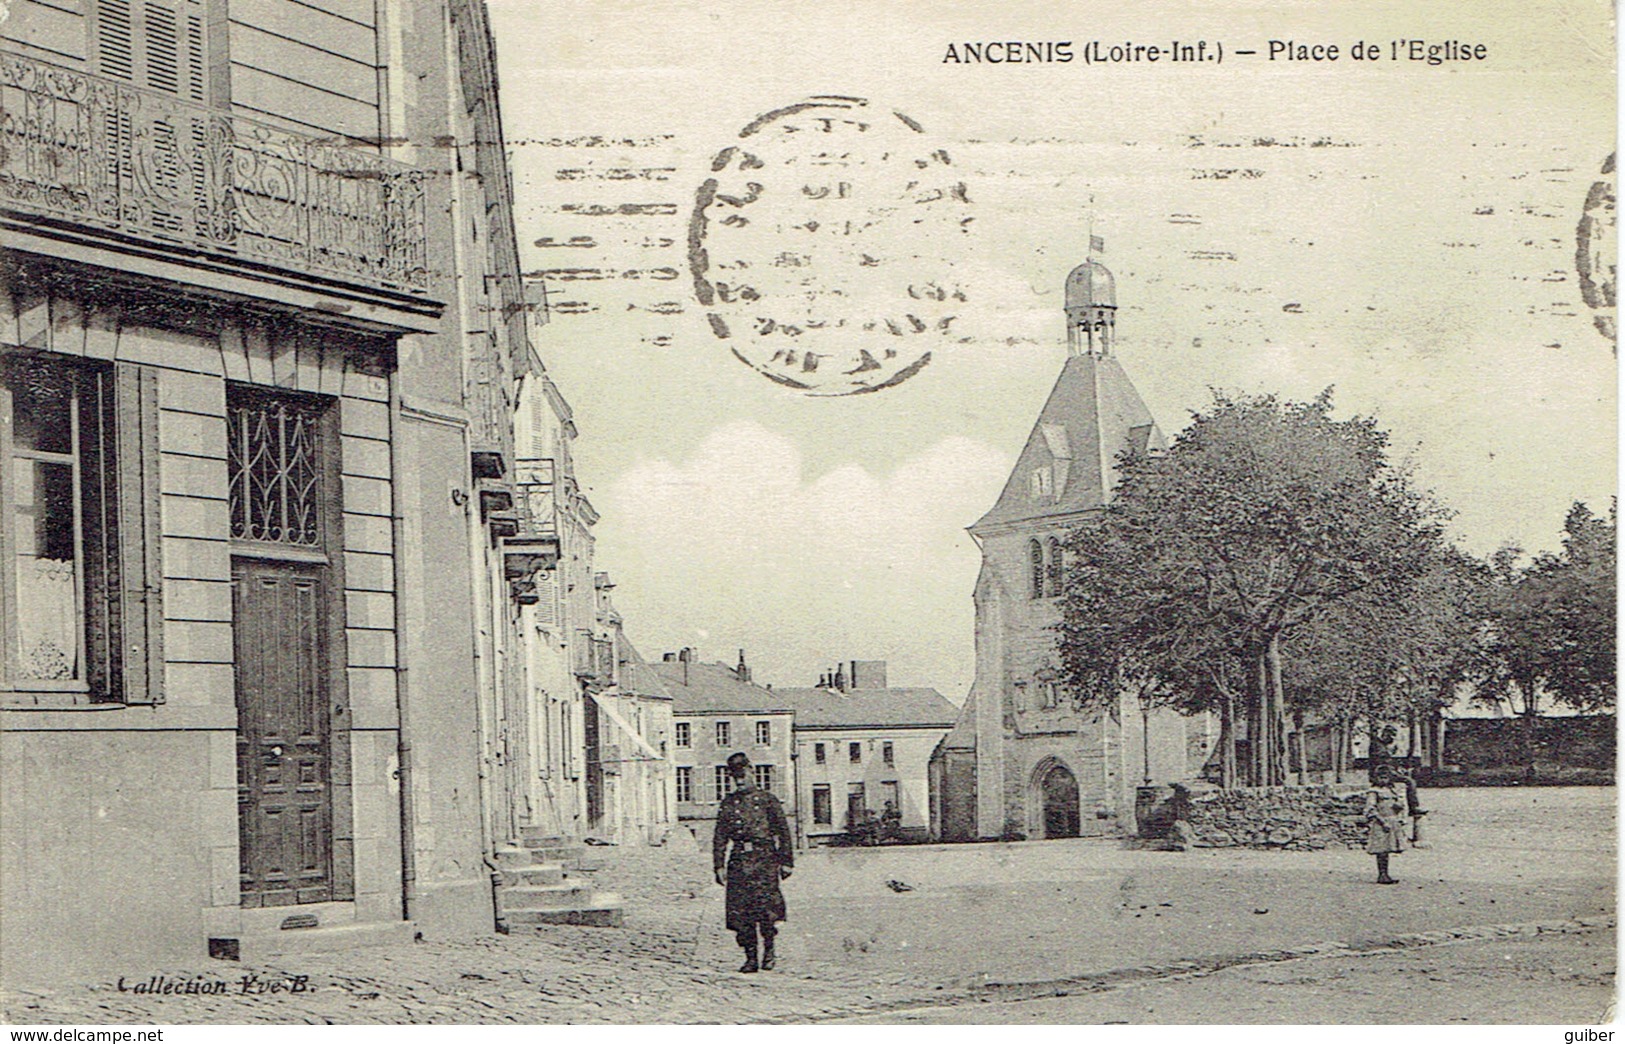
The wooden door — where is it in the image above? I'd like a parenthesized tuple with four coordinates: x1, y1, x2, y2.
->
(234, 558, 332, 907)
(1041, 763, 1080, 839)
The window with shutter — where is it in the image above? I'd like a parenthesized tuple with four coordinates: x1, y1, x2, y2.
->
(2, 353, 162, 704)
(93, 0, 208, 102)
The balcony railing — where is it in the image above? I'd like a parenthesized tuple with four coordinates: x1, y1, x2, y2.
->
(514, 458, 557, 539)
(0, 52, 429, 299)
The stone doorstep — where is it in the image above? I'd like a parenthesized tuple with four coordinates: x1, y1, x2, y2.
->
(517, 829, 572, 844)
(494, 845, 583, 867)
(496, 863, 567, 886)
(231, 920, 417, 961)
(500, 895, 626, 928)
(497, 883, 598, 912)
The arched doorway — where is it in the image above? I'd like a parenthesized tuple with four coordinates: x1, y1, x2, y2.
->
(1040, 762, 1081, 839)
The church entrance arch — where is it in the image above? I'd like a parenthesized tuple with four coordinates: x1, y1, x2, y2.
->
(1032, 758, 1081, 839)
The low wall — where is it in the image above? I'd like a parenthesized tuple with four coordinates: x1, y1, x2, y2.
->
(1174, 781, 1367, 850)
(1441, 715, 1615, 784)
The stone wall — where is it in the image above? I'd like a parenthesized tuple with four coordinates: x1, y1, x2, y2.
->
(1440, 715, 1615, 784)
(1174, 782, 1368, 850)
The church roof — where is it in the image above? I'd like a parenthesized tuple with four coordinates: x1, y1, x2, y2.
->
(972, 352, 1165, 531)
(937, 691, 979, 751)
(1065, 259, 1115, 309)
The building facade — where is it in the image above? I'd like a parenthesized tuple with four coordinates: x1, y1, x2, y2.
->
(778, 660, 957, 845)
(0, 0, 545, 985)
(931, 258, 1189, 843)
(656, 652, 797, 848)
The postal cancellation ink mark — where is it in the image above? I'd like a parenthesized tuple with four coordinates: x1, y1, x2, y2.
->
(1576, 153, 1615, 346)
(689, 96, 973, 396)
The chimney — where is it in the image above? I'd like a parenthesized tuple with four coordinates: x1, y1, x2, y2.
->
(849, 660, 888, 690)
(678, 646, 694, 686)
(735, 649, 751, 684)
(663, 652, 677, 663)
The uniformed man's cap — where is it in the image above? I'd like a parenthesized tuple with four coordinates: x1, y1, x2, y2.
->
(726, 752, 751, 770)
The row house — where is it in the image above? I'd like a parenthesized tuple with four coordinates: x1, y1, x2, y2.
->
(0, 0, 548, 985)
(656, 651, 798, 848)
(776, 661, 957, 845)
(505, 372, 676, 849)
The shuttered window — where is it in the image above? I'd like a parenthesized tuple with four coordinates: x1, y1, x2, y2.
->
(1, 353, 162, 704)
(93, 0, 208, 102)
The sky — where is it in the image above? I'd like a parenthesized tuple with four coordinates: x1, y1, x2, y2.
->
(485, 0, 1616, 701)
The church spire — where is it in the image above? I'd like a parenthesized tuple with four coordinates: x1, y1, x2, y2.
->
(971, 256, 1162, 532)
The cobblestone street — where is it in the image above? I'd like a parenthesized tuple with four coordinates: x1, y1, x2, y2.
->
(2, 787, 1613, 1024)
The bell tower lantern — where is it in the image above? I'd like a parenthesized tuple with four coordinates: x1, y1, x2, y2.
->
(1064, 258, 1116, 357)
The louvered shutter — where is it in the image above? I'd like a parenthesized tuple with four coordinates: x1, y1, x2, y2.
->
(94, 0, 207, 102)
(534, 569, 559, 632)
(114, 363, 164, 704)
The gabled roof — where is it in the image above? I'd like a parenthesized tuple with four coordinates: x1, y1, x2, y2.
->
(771, 687, 958, 729)
(972, 353, 1165, 531)
(616, 632, 673, 701)
(651, 661, 794, 716)
(937, 690, 979, 751)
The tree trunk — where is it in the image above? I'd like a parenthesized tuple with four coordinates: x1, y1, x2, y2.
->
(1521, 676, 1539, 781)
(1219, 690, 1238, 790)
(1331, 719, 1344, 783)
(1141, 704, 1152, 785)
(1247, 647, 1267, 788)
(1265, 634, 1287, 787)
(1292, 709, 1306, 785)
(1432, 710, 1446, 771)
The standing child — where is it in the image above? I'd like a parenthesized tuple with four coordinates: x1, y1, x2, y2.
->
(1365, 763, 1409, 884)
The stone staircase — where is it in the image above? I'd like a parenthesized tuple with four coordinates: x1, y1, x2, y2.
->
(493, 831, 625, 930)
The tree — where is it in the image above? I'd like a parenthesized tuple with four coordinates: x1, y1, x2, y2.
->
(1282, 545, 1490, 780)
(1472, 501, 1616, 776)
(1058, 389, 1449, 787)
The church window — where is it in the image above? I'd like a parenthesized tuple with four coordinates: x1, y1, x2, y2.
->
(1029, 539, 1044, 599)
(1030, 466, 1052, 499)
(1047, 537, 1063, 596)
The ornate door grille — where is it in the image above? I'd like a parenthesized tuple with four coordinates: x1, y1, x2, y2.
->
(227, 393, 324, 548)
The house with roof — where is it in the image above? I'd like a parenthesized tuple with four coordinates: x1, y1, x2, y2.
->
(653, 650, 798, 847)
(775, 661, 958, 845)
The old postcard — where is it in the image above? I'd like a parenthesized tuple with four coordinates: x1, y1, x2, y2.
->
(0, 0, 1614, 1029)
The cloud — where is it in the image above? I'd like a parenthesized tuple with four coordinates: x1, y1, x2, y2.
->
(595, 421, 1011, 697)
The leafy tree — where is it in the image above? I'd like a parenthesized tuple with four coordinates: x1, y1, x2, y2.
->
(1472, 501, 1616, 776)
(1282, 545, 1489, 780)
(1058, 389, 1449, 787)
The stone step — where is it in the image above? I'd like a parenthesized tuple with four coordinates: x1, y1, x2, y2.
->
(498, 882, 597, 912)
(493, 845, 559, 867)
(517, 828, 572, 844)
(234, 919, 416, 960)
(501, 895, 625, 928)
(496, 863, 566, 887)
(520, 837, 585, 858)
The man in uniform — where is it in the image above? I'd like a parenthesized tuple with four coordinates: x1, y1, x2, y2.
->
(713, 751, 793, 972)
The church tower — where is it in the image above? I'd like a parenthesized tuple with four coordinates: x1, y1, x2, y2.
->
(931, 254, 1188, 842)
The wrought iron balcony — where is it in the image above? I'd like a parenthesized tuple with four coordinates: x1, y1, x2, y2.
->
(513, 458, 558, 539)
(0, 52, 430, 300)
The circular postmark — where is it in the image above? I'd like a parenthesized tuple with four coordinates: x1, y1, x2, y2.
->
(688, 96, 972, 396)
(1576, 153, 1615, 346)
